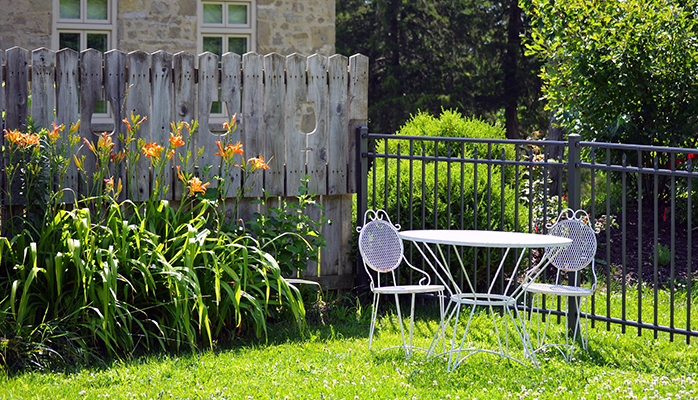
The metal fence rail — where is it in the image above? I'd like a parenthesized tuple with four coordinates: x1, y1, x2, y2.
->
(357, 128, 698, 343)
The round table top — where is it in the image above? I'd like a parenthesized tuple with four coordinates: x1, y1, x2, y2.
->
(398, 229, 572, 249)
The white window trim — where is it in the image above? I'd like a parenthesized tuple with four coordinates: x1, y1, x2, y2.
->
(198, 1, 256, 121)
(197, 1, 257, 55)
(52, 0, 118, 50)
(52, 0, 117, 124)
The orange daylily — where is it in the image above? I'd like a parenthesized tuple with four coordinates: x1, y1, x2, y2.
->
(4, 129, 24, 146)
(49, 122, 64, 142)
(83, 138, 96, 153)
(142, 142, 164, 159)
(187, 177, 210, 196)
(223, 113, 238, 132)
(215, 140, 244, 161)
(231, 141, 243, 155)
(23, 134, 40, 146)
(169, 132, 184, 148)
(104, 178, 114, 191)
(248, 155, 270, 170)
(97, 132, 115, 152)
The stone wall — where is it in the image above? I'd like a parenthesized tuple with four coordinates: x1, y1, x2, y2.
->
(117, 0, 199, 54)
(0, 0, 335, 56)
(0, 0, 52, 51)
(257, 0, 335, 55)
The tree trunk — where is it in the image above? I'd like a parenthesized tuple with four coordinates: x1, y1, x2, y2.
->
(503, 1, 521, 139)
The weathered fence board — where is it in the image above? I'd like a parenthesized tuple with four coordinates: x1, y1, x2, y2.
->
(105, 49, 127, 201)
(285, 53, 307, 196)
(127, 50, 152, 202)
(196, 52, 220, 191)
(173, 51, 197, 200)
(242, 52, 264, 198)
(347, 54, 369, 194)
(56, 49, 79, 202)
(0, 47, 368, 290)
(151, 51, 174, 200)
(264, 53, 286, 197)
(5, 47, 29, 131)
(306, 54, 328, 196)
(79, 49, 104, 197)
(220, 52, 242, 199)
(31, 48, 55, 131)
(328, 54, 348, 195)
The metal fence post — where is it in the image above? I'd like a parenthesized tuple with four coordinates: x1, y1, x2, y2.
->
(567, 134, 582, 334)
(356, 126, 369, 290)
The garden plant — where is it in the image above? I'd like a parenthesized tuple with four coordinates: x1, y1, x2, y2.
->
(0, 114, 326, 372)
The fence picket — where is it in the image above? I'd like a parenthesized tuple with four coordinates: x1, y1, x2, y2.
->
(31, 48, 56, 131)
(306, 54, 328, 196)
(56, 49, 80, 202)
(126, 50, 151, 202)
(5, 47, 30, 131)
(347, 54, 369, 193)
(196, 52, 221, 191)
(173, 51, 197, 200)
(79, 49, 103, 196)
(264, 53, 286, 197)
(242, 52, 264, 198)
(104, 49, 127, 201)
(151, 51, 175, 200)
(285, 53, 307, 196)
(220, 52, 242, 199)
(327, 54, 348, 195)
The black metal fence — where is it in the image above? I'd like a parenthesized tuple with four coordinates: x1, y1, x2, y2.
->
(357, 128, 698, 343)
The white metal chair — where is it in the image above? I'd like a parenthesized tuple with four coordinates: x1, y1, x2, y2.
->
(523, 208, 598, 362)
(357, 209, 445, 358)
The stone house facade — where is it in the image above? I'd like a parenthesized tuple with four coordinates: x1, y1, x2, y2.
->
(0, 0, 335, 56)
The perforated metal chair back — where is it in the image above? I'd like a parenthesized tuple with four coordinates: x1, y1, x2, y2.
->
(358, 210, 404, 273)
(545, 209, 597, 272)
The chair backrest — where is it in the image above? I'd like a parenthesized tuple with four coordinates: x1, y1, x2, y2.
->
(357, 209, 404, 273)
(545, 209, 597, 272)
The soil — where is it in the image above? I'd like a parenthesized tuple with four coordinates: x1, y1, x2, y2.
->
(594, 202, 698, 288)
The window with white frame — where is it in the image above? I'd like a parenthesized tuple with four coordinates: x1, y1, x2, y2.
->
(199, 1, 256, 56)
(199, 1, 256, 115)
(53, 0, 117, 116)
(53, 0, 116, 53)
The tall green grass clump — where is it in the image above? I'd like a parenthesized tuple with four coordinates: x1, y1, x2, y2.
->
(0, 115, 323, 373)
(368, 110, 527, 289)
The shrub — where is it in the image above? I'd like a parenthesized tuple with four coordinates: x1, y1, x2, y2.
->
(367, 111, 528, 290)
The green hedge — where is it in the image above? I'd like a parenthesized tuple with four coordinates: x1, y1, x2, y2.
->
(367, 111, 529, 290)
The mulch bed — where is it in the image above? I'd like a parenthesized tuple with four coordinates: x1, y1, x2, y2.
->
(595, 202, 698, 288)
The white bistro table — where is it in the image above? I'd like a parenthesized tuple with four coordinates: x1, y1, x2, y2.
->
(398, 230, 572, 370)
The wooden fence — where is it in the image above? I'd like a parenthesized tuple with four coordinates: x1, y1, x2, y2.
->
(1, 47, 368, 290)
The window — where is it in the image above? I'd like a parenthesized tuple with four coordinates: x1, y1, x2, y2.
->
(199, 1, 256, 116)
(53, 0, 116, 52)
(199, 1, 256, 56)
(53, 0, 117, 116)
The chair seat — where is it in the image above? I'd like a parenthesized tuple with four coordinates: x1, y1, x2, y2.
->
(525, 282, 593, 297)
(373, 284, 445, 295)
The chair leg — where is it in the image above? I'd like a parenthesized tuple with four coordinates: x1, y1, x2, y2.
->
(408, 293, 417, 357)
(566, 296, 585, 362)
(393, 293, 409, 358)
(368, 292, 381, 350)
(427, 292, 448, 358)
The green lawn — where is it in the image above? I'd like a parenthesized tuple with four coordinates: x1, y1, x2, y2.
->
(2, 297, 697, 399)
